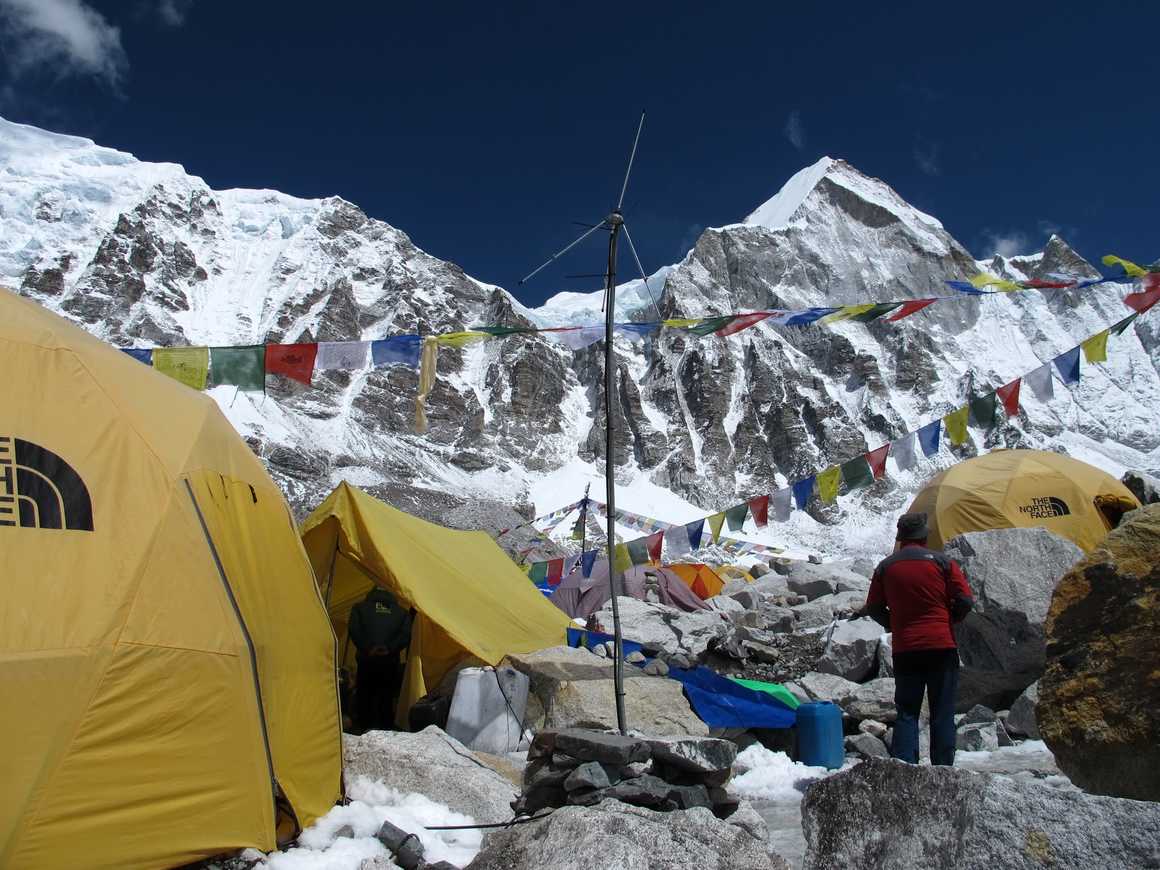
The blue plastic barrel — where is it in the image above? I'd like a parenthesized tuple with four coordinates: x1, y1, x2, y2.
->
(796, 701, 844, 769)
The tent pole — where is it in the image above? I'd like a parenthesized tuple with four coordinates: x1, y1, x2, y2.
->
(604, 208, 628, 735)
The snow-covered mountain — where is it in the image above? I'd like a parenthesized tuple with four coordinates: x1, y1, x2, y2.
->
(3, 118, 1157, 560)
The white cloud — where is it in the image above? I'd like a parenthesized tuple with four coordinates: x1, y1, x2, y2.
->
(981, 229, 1030, 258)
(913, 141, 940, 176)
(156, 0, 192, 27)
(0, 0, 126, 84)
(783, 110, 805, 150)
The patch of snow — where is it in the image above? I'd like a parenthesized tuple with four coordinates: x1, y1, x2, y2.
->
(731, 745, 849, 802)
(742, 157, 834, 232)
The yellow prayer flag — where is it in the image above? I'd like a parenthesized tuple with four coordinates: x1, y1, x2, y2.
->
(707, 512, 726, 543)
(1102, 255, 1147, 278)
(817, 465, 841, 503)
(662, 318, 701, 328)
(820, 303, 876, 324)
(436, 331, 489, 348)
(612, 543, 633, 573)
(944, 406, 969, 446)
(1082, 330, 1109, 364)
(969, 274, 1021, 292)
(152, 347, 209, 390)
(414, 337, 439, 434)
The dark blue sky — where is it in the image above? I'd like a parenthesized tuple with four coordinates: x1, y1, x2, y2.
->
(2, 1, 1156, 306)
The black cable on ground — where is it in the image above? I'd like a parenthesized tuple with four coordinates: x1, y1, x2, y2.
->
(424, 810, 554, 831)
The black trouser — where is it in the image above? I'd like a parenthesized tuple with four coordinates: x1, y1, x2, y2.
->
(356, 653, 403, 733)
(892, 648, 959, 766)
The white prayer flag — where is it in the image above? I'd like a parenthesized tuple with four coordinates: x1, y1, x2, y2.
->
(1025, 364, 1055, 402)
(891, 432, 918, 472)
(316, 340, 371, 371)
(770, 488, 793, 522)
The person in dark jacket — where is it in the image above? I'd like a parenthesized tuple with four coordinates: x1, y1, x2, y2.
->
(858, 512, 974, 765)
(348, 586, 413, 733)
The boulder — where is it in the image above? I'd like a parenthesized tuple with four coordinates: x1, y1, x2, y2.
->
(646, 736, 737, 776)
(876, 632, 894, 677)
(548, 729, 652, 765)
(844, 733, 889, 758)
(1039, 504, 1160, 800)
(801, 757, 1160, 870)
(344, 727, 516, 824)
(707, 595, 745, 616)
(960, 704, 997, 726)
(955, 722, 999, 752)
(1121, 469, 1160, 504)
(796, 672, 897, 722)
(759, 605, 795, 634)
(642, 659, 669, 676)
(1005, 682, 1040, 739)
(816, 590, 868, 618)
(857, 719, 887, 739)
(594, 597, 728, 659)
(538, 676, 709, 736)
(815, 619, 882, 682)
(468, 799, 786, 870)
(749, 563, 770, 578)
(564, 762, 612, 792)
(791, 599, 834, 629)
(505, 646, 614, 684)
(375, 819, 424, 870)
(725, 586, 761, 610)
(944, 528, 1083, 709)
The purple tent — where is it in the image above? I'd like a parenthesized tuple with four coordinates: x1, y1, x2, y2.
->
(549, 561, 711, 619)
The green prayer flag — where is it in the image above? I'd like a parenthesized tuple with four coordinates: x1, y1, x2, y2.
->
(471, 325, 537, 336)
(850, 302, 902, 323)
(688, 316, 736, 336)
(725, 503, 749, 532)
(626, 538, 650, 565)
(840, 456, 874, 491)
(210, 345, 266, 391)
(969, 393, 997, 428)
(1110, 313, 1139, 336)
(528, 562, 547, 583)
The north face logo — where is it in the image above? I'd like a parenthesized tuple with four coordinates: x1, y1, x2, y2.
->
(1018, 496, 1071, 519)
(0, 437, 94, 531)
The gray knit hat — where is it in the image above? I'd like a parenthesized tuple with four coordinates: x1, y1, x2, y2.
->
(896, 512, 929, 540)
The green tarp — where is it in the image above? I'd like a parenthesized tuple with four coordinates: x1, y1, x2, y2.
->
(728, 677, 800, 710)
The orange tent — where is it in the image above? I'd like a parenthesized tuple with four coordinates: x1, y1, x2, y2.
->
(668, 563, 726, 599)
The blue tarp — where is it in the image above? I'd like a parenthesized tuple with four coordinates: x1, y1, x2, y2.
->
(564, 627, 795, 729)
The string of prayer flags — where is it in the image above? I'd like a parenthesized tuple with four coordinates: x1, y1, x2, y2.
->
(771, 488, 793, 522)
(266, 343, 317, 386)
(707, 511, 727, 543)
(123, 348, 153, 365)
(840, 456, 875, 491)
(969, 393, 997, 428)
(917, 420, 941, 457)
(793, 476, 815, 510)
(865, 444, 890, 479)
(316, 340, 370, 371)
(887, 299, 938, 321)
(996, 379, 1022, 417)
(747, 495, 770, 527)
(1053, 346, 1081, 384)
(210, 345, 265, 391)
(891, 431, 918, 471)
(944, 406, 969, 446)
(725, 502, 749, 532)
(817, 466, 842, 503)
(1025, 364, 1054, 401)
(1081, 330, 1109, 364)
(154, 347, 209, 390)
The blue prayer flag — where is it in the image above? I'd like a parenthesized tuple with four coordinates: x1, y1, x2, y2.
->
(685, 519, 704, 551)
(581, 550, 598, 578)
(1053, 346, 1081, 384)
(917, 420, 941, 457)
(615, 322, 661, 340)
(122, 348, 153, 365)
(792, 476, 815, 510)
(778, 307, 839, 327)
(371, 335, 422, 368)
(945, 281, 988, 295)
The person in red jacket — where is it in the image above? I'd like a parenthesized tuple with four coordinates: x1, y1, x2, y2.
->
(859, 512, 974, 765)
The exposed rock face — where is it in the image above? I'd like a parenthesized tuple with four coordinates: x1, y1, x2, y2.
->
(797, 672, 897, 722)
(815, 618, 882, 682)
(1121, 470, 1160, 505)
(943, 528, 1083, 710)
(468, 799, 785, 870)
(1039, 504, 1160, 800)
(801, 757, 1160, 870)
(592, 597, 728, 660)
(1006, 682, 1040, 739)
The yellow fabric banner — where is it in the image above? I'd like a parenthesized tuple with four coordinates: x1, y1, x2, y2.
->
(663, 318, 701, 328)
(707, 511, 726, 543)
(944, 405, 969, 446)
(152, 347, 209, 390)
(1102, 254, 1147, 277)
(1082, 330, 1109, 363)
(821, 303, 876, 324)
(969, 274, 1021, 292)
(613, 543, 633, 573)
(414, 338, 439, 434)
(436, 331, 490, 348)
(817, 465, 841, 503)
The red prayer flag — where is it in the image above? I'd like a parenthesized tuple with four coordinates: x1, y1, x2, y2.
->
(645, 531, 664, 562)
(1125, 274, 1160, 314)
(865, 444, 890, 479)
(1022, 279, 1074, 289)
(546, 558, 565, 586)
(747, 495, 770, 527)
(716, 312, 773, 336)
(996, 379, 1022, 417)
(886, 299, 938, 322)
(265, 343, 318, 385)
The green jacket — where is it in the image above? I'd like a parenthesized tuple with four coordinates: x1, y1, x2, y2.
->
(349, 587, 412, 655)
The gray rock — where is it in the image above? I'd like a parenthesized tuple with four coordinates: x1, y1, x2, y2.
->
(791, 599, 834, 629)
(550, 729, 652, 765)
(726, 587, 762, 610)
(876, 632, 894, 677)
(1122, 469, 1160, 504)
(505, 646, 615, 683)
(815, 619, 882, 682)
(537, 676, 708, 736)
(1006, 681, 1040, 738)
(625, 651, 647, 664)
(960, 704, 997, 726)
(802, 757, 1160, 870)
(376, 819, 424, 870)
(642, 658, 669, 676)
(956, 722, 999, 752)
(707, 595, 745, 616)
(646, 736, 738, 775)
(760, 604, 796, 634)
(786, 564, 839, 600)
(749, 563, 770, 578)
(594, 597, 727, 660)
(468, 799, 786, 870)
(796, 673, 897, 722)
(334, 824, 355, 839)
(944, 528, 1083, 709)
(563, 761, 612, 791)
(996, 719, 1014, 748)
(835, 575, 870, 594)
(857, 719, 887, 739)
(344, 727, 516, 824)
(844, 733, 889, 758)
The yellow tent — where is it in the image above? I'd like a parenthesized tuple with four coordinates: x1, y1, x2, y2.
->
(668, 563, 726, 599)
(0, 289, 342, 869)
(716, 564, 755, 583)
(908, 449, 1140, 552)
(301, 482, 571, 724)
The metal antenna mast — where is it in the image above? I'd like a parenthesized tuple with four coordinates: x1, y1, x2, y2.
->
(517, 111, 649, 734)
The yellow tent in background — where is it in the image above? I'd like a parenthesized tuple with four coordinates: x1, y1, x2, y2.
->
(0, 289, 342, 870)
(668, 563, 726, 599)
(716, 564, 755, 583)
(301, 482, 571, 724)
(908, 449, 1140, 552)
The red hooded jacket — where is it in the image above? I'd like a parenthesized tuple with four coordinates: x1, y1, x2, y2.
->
(865, 544, 973, 653)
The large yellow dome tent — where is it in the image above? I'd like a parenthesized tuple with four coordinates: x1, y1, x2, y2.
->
(301, 482, 570, 725)
(907, 449, 1140, 552)
(0, 289, 342, 869)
